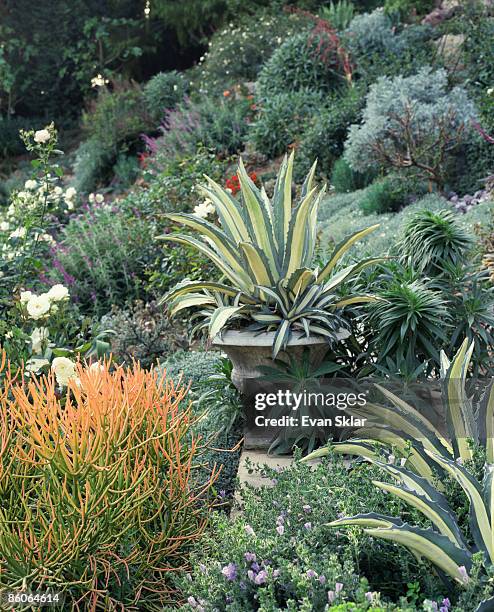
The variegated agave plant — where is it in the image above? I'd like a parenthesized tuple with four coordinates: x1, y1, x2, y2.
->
(305, 339, 494, 600)
(160, 153, 380, 357)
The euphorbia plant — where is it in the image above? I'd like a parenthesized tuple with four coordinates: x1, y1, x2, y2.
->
(161, 153, 381, 357)
(0, 353, 218, 609)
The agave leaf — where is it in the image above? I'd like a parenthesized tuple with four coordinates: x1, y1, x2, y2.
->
(300, 159, 318, 199)
(363, 524, 471, 584)
(272, 319, 291, 359)
(162, 213, 244, 276)
(328, 512, 404, 529)
(239, 242, 275, 287)
(351, 389, 452, 459)
(441, 339, 477, 462)
(303, 439, 386, 463)
(272, 152, 294, 252)
(209, 306, 245, 339)
(284, 186, 319, 276)
(161, 280, 243, 304)
(424, 450, 493, 564)
(161, 234, 250, 290)
(335, 295, 383, 307)
(237, 158, 278, 273)
(478, 381, 494, 463)
(199, 181, 250, 244)
(475, 597, 494, 611)
(169, 294, 217, 316)
(286, 268, 316, 295)
(372, 480, 465, 547)
(484, 464, 494, 561)
(318, 225, 380, 282)
(351, 426, 440, 483)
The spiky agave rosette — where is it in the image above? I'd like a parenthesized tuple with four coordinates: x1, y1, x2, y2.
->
(160, 152, 381, 358)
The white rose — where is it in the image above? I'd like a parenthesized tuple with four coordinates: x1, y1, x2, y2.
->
(51, 357, 77, 386)
(20, 290, 32, 304)
(24, 179, 37, 190)
(193, 200, 215, 219)
(26, 294, 51, 320)
(47, 284, 69, 302)
(65, 187, 77, 200)
(9, 227, 26, 239)
(34, 129, 51, 144)
(0, 221, 9, 232)
(31, 327, 49, 354)
(95, 194, 104, 204)
(89, 193, 95, 203)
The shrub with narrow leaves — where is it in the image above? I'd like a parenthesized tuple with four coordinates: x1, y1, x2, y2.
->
(0, 353, 217, 609)
(344, 68, 477, 188)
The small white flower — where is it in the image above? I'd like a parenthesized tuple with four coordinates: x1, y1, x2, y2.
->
(20, 290, 33, 304)
(65, 187, 77, 200)
(16, 191, 29, 200)
(91, 74, 108, 88)
(51, 357, 77, 386)
(95, 194, 104, 204)
(193, 200, 215, 219)
(31, 327, 49, 354)
(24, 179, 37, 190)
(25, 357, 50, 373)
(88, 193, 95, 203)
(487, 87, 494, 96)
(387, 454, 396, 464)
(34, 129, 51, 144)
(0, 221, 10, 232)
(47, 284, 69, 302)
(26, 294, 51, 320)
(9, 227, 27, 240)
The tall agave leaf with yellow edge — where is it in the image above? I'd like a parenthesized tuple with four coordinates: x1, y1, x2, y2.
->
(312, 336, 494, 601)
(160, 153, 381, 357)
(305, 338, 494, 477)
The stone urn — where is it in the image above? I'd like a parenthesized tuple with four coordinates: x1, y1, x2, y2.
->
(212, 329, 350, 394)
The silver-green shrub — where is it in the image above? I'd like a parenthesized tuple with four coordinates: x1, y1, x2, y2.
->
(344, 67, 477, 188)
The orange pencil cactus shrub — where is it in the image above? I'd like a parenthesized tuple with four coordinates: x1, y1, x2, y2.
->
(0, 351, 219, 610)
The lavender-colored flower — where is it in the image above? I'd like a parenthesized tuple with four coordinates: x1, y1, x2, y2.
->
(244, 552, 256, 562)
(187, 596, 197, 607)
(306, 569, 317, 579)
(335, 582, 343, 593)
(442, 598, 451, 609)
(328, 591, 336, 603)
(458, 566, 469, 582)
(199, 563, 207, 573)
(271, 478, 278, 485)
(304, 522, 312, 530)
(276, 514, 284, 525)
(273, 569, 281, 578)
(218, 489, 226, 499)
(276, 525, 284, 536)
(255, 570, 268, 585)
(302, 504, 311, 513)
(239, 580, 247, 590)
(365, 592, 374, 602)
(244, 524, 255, 536)
(251, 562, 260, 573)
(319, 575, 326, 584)
(247, 569, 255, 582)
(221, 562, 237, 581)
